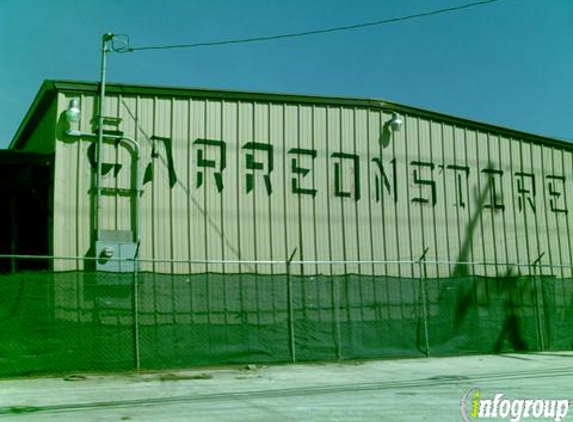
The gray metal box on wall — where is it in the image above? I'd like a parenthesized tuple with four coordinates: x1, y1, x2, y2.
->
(95, 231, 138, 272)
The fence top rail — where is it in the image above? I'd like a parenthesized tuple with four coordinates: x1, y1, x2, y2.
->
(1, 254, 572, 269)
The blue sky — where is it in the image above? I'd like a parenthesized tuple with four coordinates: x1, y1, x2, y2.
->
(0, 0, 571, 147)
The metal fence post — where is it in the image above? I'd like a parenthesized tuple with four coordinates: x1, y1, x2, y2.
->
(133, 253, 141, 371)
(286, 249, 297, 363)
(530, 255, 546, 352)
(418, 256, 430, 358)
(333, 275, 342, 360)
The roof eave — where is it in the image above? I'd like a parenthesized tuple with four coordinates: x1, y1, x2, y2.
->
(10, 79, 571, 151)
(9, 80, 57, 150)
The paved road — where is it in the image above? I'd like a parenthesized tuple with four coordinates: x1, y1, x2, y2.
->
(1, 352, 572, 421)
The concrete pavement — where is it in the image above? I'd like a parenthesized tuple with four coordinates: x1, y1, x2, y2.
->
(1, 352, 572, 421)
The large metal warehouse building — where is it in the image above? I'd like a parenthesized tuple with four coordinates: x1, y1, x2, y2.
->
(1, 79, 572, 376)
(9, 80, 573, 276)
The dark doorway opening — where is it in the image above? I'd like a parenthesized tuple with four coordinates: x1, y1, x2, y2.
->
(0, 151, 53, 272)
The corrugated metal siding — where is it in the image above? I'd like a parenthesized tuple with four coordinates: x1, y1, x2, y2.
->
(52, 91, 573, 277)
(53, 94, 92, 264)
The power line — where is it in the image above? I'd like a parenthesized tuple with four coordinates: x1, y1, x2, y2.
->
(121, 0, 511, 53)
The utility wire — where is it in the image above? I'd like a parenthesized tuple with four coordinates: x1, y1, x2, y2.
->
(121, 0, 510, 53)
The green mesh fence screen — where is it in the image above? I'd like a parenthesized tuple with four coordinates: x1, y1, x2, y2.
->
(1, 270, 572, 377)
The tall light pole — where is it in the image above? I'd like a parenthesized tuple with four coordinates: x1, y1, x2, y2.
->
(66, 33, 142, 254)
(95, 33, 115, 239)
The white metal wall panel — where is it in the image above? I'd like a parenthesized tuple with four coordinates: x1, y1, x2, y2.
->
(116, 95, 133, 235)
(53, 94, 91, 268)
(521, 141, 537, 268)
(221, 100, 240, 274)
(50, 89, 573, 277)
(137, 96, 153, 272)
(563, 150, 573, 278)
(503, 135, 518, 270)
(327, 107, 344, 275)
(283, 104, 299, 273)
(399, 116, 415, 277)
(544, 146, 559, 274)
(440, 124, 455, 274)
(355, 108, 371, 276)
(313, 106, 332, 276)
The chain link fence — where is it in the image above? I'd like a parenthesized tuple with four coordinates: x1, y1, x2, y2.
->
(1, 255, 572, 377)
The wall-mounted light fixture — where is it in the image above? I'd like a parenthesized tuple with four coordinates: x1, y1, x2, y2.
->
(65, 99, 81, 124)
(389, 112, 403, 131)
